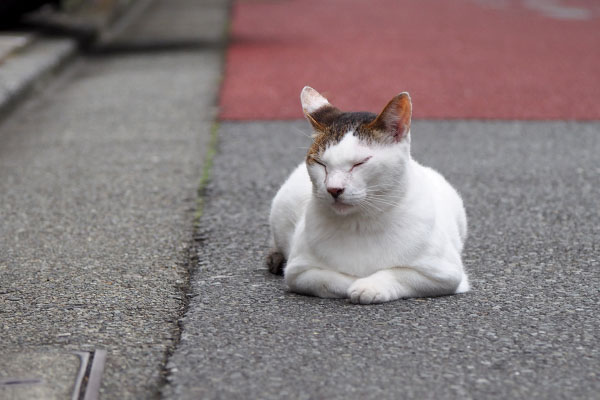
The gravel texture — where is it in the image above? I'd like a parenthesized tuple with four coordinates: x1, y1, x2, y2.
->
(164, 120, 600, 400)
(0, 0, 228, 398)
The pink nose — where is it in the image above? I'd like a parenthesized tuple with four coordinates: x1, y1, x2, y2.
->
(327, 187, 344, 199)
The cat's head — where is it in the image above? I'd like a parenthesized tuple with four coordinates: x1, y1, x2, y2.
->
(301, 86, 412, 216)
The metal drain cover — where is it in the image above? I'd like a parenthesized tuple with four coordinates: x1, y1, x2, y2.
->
(0, 350, 106, 400)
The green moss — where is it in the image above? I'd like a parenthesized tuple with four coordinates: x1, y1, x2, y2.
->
(194, 122, 219, 226)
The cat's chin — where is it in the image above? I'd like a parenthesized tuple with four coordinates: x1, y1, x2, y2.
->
(330, 201, 357, 216)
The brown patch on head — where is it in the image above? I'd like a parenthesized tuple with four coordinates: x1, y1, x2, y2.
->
(306, 109, 378, 163)
(301, 89, 412, 163)
(304, 105, 342, 132)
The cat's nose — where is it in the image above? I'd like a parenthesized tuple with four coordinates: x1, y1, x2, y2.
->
(327, 187, 344, 199)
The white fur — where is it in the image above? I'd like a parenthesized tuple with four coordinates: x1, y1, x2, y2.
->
(300, 86, 330, 114)
(269, 130, 469, 304)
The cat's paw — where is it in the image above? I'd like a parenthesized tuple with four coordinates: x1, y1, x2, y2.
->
(348, 280, 392, 304)
(266, 251, 286, 275)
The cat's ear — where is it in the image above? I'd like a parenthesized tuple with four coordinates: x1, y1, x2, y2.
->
(368, 92, 412, 142)
(301, 86, 336, 131)
(301, 86, 331, 114)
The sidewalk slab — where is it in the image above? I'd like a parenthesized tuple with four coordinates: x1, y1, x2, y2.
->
(0, 352, 82, 400)
(0, 0, 228, 398)
(0, 37, 75, 116)
(0, 0, 142, 119)
(164, 120, 599, 400)
(0, 33, 33, 63)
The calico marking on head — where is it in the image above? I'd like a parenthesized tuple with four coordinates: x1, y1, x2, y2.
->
(300, 86, 412, 164)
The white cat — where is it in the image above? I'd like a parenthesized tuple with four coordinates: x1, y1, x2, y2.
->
(267, 86, 469, 304)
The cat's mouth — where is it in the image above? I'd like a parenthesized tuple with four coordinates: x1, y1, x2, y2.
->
(331, 200, 355, 214)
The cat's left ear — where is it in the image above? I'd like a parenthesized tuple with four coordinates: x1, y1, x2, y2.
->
(368, 92, 412, 142)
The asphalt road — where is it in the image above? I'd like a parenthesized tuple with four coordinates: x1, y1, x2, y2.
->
(164, 120, 599, 399)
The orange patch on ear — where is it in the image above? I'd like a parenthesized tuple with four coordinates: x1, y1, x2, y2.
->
(368, 92, 412, 141)
(396, 93, 412, 130)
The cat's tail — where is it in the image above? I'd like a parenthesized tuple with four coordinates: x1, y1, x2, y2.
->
(266, 250, 286, 275)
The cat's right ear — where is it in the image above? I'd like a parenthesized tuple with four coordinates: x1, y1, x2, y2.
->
(368, 92, 412, 142)
(301, 86, 334, 131)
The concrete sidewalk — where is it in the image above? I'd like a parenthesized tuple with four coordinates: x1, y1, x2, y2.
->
(163, 120, 599, 399)
(0, 0, 228, 398)
(0, 0, 139, 119)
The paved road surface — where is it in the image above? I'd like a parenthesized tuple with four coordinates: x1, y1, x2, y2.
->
(2, 0, 598, 398)
(220, 0, 600, 120)
(163, 120, 599, 399)
(167, 3, 600, 397)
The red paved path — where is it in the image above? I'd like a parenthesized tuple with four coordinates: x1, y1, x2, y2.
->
(220, 0, 600, 120)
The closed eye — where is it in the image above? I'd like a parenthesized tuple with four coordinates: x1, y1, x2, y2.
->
(351, 156, 372, 169)
(313, 158, 327, 169)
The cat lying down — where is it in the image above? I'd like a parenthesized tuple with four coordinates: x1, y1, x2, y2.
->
(268, 87, 469, 304)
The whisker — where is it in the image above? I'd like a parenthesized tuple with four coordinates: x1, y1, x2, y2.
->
(365, 183, 398, 189)
(291, 126, 314, 140)
(368, 198, 403, 208)
(359, 198, 385, 214)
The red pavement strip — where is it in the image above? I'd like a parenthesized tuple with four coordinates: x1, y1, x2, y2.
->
(219, 0, 600, 121)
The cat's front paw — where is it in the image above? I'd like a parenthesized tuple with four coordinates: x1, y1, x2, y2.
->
(348, 280, 393, 304)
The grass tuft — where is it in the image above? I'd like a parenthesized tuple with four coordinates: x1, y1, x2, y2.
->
(194, 122, 219, 226)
